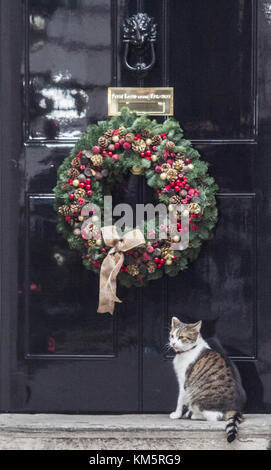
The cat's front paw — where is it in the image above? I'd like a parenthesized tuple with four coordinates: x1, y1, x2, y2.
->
(170, 411, 182, 420)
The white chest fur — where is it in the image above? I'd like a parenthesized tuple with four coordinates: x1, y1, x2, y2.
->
(173, 339, 209, 392)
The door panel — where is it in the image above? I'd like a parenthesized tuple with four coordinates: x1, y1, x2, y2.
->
(1, 0, 271, 413)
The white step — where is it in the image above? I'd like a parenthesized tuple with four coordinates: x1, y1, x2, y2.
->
(0, 414, 270, 450)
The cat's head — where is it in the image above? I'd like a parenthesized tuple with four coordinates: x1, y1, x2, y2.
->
(169, 317, 202, 353)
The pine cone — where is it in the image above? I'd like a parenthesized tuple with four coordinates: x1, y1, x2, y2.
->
(68, 168, 80, 179)
(152, 135, 162, 146)
(189, 203, 201, 214)
(71, 157, 80, 168)
(132, 139, 146, 153)
(98, 137, 108, 149)
(104, 129, 114, 139)
(166, 141, 175, 152)
(74, 188, 85, 199)
(83, 223, 99, 238)
(61, 183, 69, 191)
(125, 132, 135, 143)
(127, 264, 140, 277)
(91, 154, 103, 167)
(161, 163, 171, 172)
(70, 204, 81, 215)
(169, 195, 182, 205)
(58, 205, 70, 216)
(175, 152, 185, 160)
(173, 160, 184, 172)
(141, 128, 151, 138)
(166, 169, 178, 181)
(147, 261, 156, 274)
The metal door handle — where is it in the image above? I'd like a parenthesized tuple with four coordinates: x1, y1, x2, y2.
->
(122, 13, 157, 78)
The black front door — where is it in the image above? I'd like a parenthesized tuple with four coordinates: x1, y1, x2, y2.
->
(1, 0, 271, 413)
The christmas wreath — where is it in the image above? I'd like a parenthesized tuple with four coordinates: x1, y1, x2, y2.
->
(54, 108, 218, 313)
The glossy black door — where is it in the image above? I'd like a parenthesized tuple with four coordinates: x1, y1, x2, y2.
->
(1, 0, 271, 413)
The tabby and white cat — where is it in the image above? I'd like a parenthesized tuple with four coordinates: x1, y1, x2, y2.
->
(169, 317, 246, 443)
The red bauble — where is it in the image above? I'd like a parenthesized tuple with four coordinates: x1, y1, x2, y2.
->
(167, 159, 173, 165)
(152, 146, 157, 151)
(69, 194, 74, 200)
(123, 142, 131, 150)
(92, 146, 100, 154)
(155, 166, 162, 173)
(77, 152, 82, 158)
(140, 152, 145, 158)
(146, 150, 152, 157)
(174, 186, 180, 192)
(79, 182, 85, 189)
(185, 158, 191, 164)
(119, 138, 125, 145)
(114, 142, 120, 149)
(113, 154, 119, 162)
(147, 246, 154, 253)
(80, 165, 86, 171)
(86, 178, 91, 185)
(102, 150, 107, 156)
(85, 184, 91, 191)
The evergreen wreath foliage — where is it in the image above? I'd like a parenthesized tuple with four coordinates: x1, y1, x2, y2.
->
(54, 108, 218, 288)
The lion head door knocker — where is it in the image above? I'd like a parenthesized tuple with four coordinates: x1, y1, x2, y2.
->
(122, 13, 157, 78)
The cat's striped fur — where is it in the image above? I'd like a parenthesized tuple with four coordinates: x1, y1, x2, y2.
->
(169, 317, 246, 443)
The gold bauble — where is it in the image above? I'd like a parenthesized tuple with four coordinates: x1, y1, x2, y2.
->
(182, 209, 189, 217)
(146, 138, 152, 146)
(112, 135, 119, 143)
(96, 239, 102, 246)
(188, 163, 194, 171)
(166, 259, 173, 266)
(173, 235, 180, 243)
(151, 155, 158, 162)
(92, 215, 99, 223)
(160, 172, 167, 180)
(168, 204, 174, 212)
(78, 216, 84, 222)
(73, 179, 80, 187)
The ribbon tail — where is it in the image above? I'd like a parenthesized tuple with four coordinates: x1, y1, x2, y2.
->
(97, 252, 124, 315)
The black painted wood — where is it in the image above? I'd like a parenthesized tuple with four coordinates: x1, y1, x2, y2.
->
(0, 0, 271, 413)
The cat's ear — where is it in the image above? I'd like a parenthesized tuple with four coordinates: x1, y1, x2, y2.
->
(171, 317, 181, 329)
(190, 320, 202, 332)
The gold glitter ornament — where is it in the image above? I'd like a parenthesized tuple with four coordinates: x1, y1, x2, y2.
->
(74, 188, 85, 199)
(166, 168, 178, 181)
(189, 203, 201, 214)
(173, 160, 184, 172)
(161, 246, 174, 260)
(132, 139, 146, 153)
(91, 154, 103, 167)
(127, 264, 140, 277)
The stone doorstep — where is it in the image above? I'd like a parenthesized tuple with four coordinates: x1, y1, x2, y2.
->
(0, 414, 270, 450)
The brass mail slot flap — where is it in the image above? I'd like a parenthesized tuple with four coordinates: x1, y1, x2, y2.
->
(108, 87, 174, 116)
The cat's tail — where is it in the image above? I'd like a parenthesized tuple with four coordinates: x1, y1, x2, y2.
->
(225, 411, 243, 443)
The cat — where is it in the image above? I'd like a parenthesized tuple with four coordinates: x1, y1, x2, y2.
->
(169, 317, 246, 443)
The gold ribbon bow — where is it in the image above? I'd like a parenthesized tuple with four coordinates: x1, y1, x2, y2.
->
(97, 226, 145, 315)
